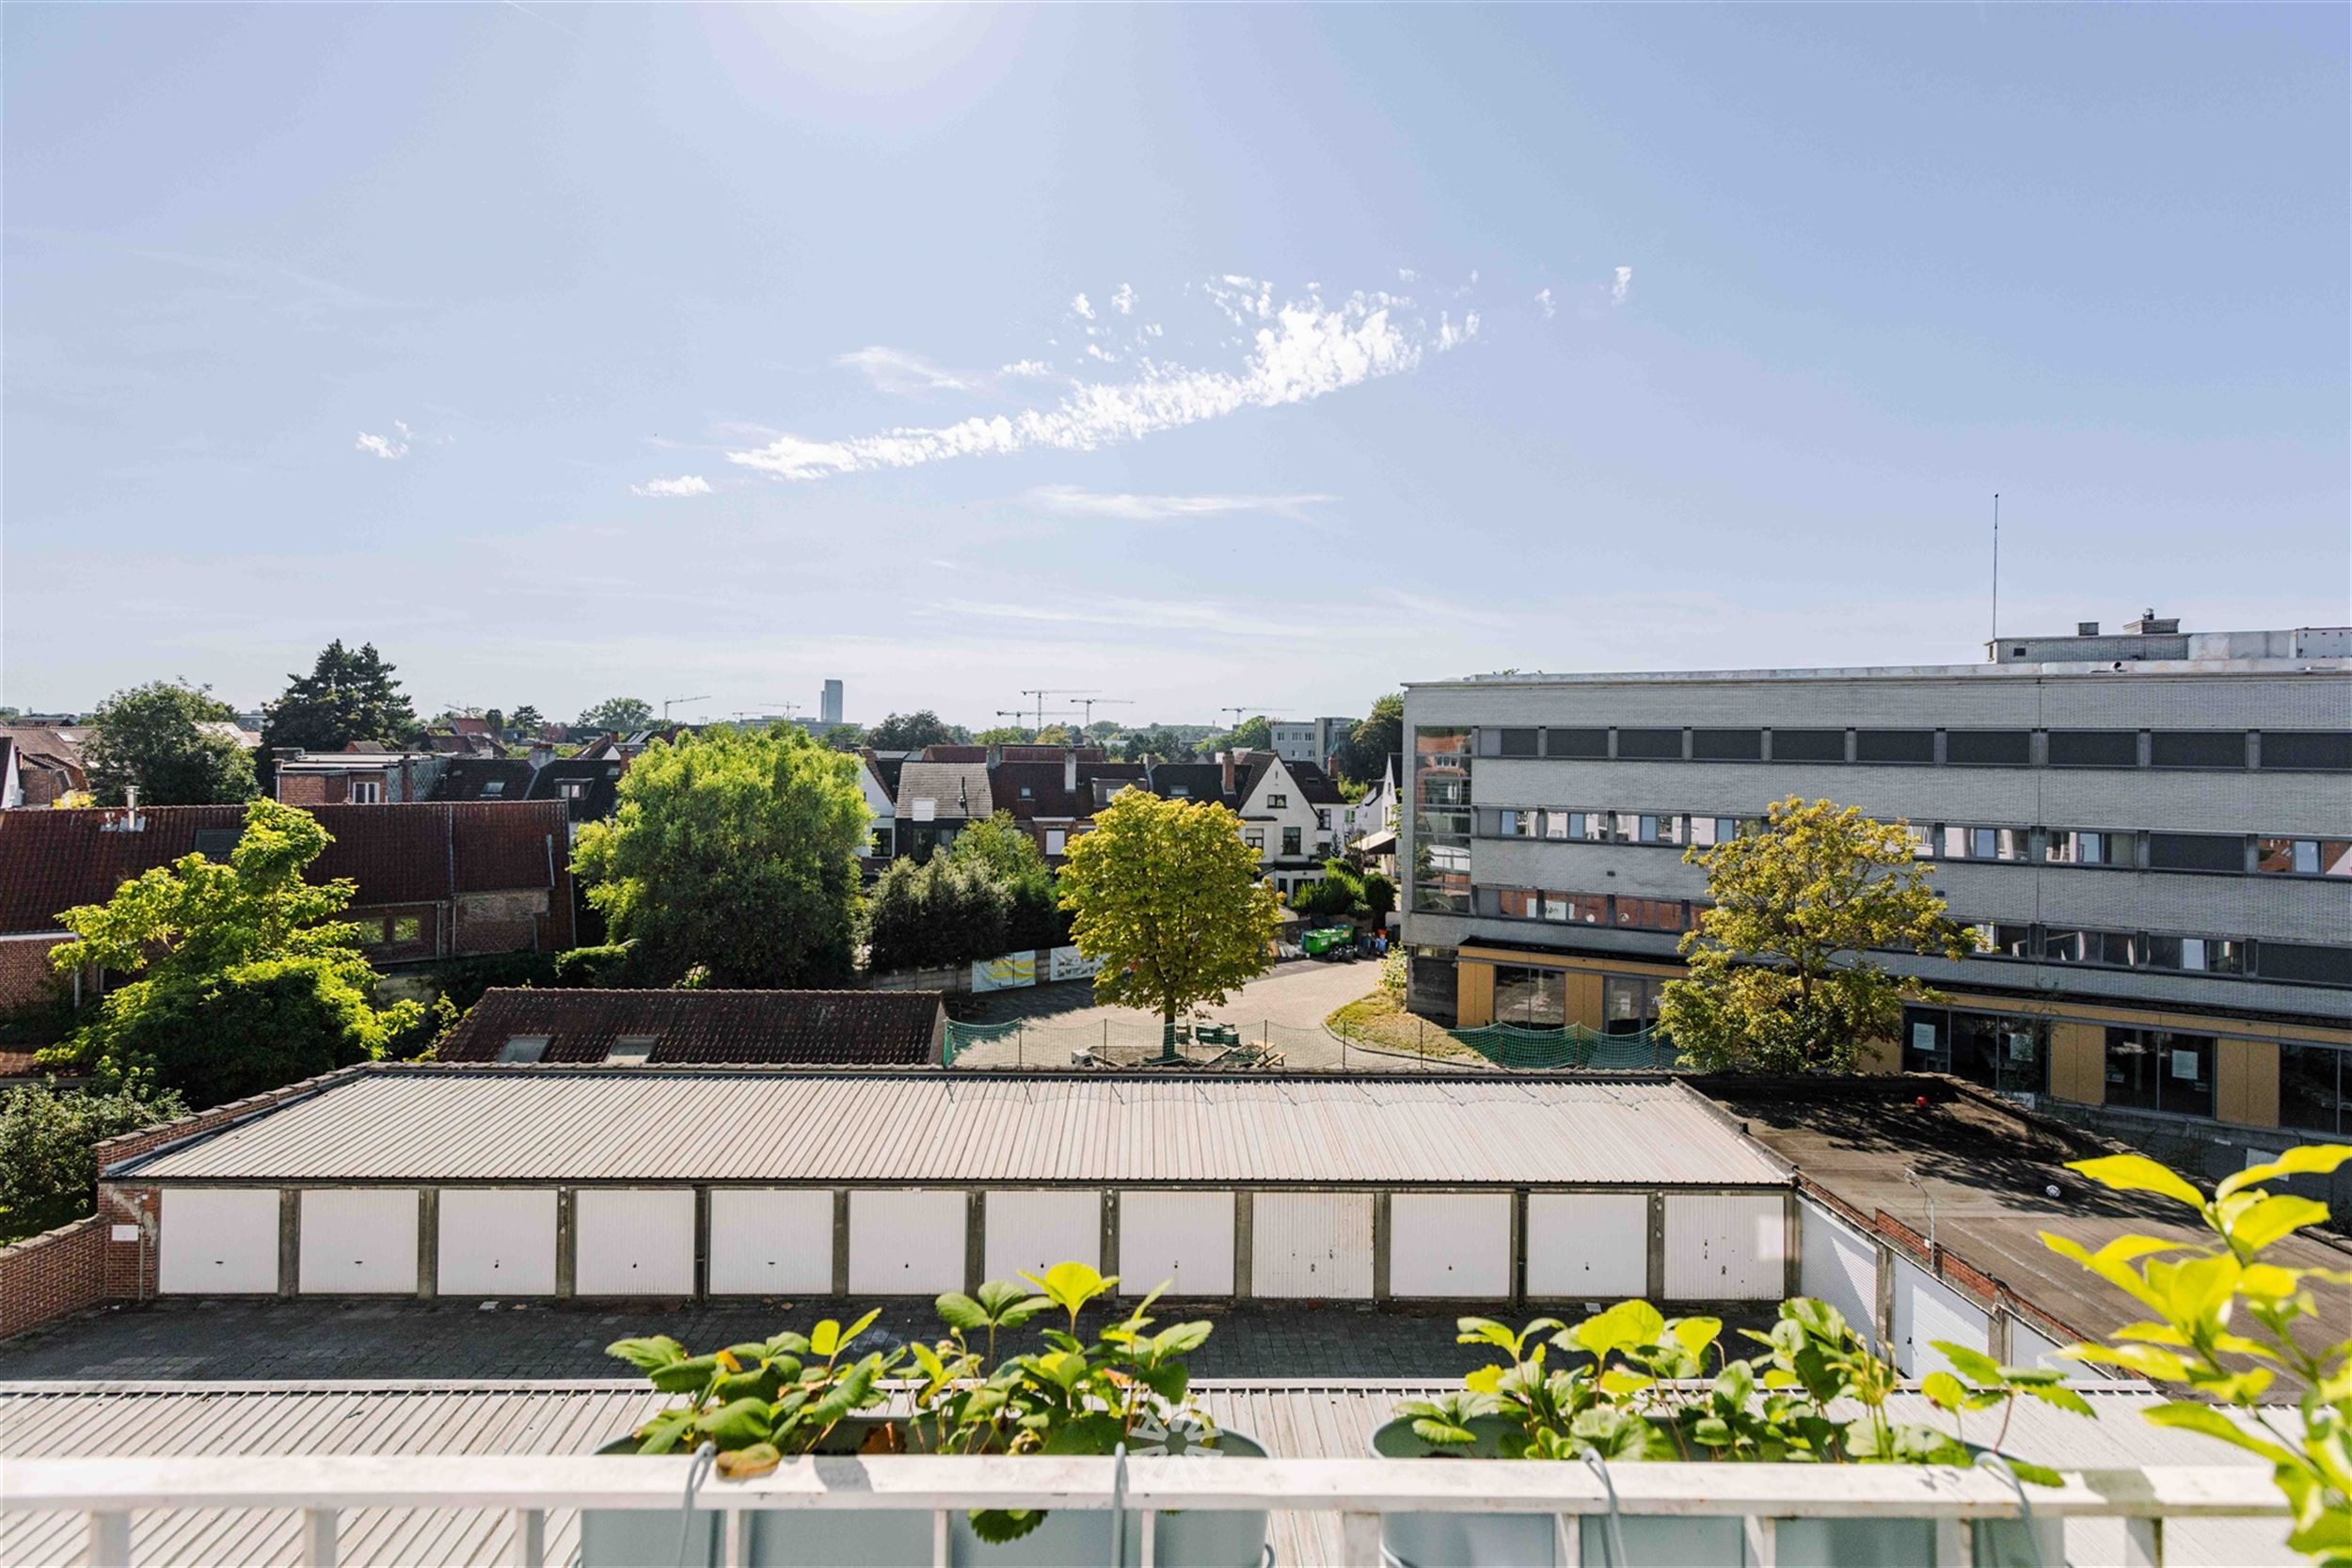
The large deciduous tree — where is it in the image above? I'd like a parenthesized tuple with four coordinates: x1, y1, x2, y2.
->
(1333, 693, 1403, 784)
(1657, 796, 1977, 1074)
(46, 800, 437, 1107)
(571, 724, 869, 987)
(575, 696, 656, 734)
(83, 681, 257, 805)
(261, 641, 422, 753)
(866, 710, 963, 751)
(1057, 790, 1279, 1029)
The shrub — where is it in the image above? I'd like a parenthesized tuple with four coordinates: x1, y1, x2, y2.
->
(553, 943, 635, 988)
(0, 1075, 186, 1237)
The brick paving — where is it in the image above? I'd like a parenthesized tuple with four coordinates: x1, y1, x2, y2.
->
(0, 1296, 1775, 1382)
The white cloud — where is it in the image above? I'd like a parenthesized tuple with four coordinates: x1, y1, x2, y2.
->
(834, 345, 975, 395)
(1025, 484, 1337, 522)
(1072, 293, 1095, 320)
(355, 420, 410, 460)
(1536, 287, 1555, 320)
(1613, 265, 1633, 306)
(1000, 359, 1057, 377)
(1397, 267, 1419, 283)
(630, 474, 713, 498)
(727, 281, 1479, 482)
(1112, 283, 1136, 315)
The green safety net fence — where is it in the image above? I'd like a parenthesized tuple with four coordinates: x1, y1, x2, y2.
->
(1445, 1022, 1683, 1070)
(941, 1017, 1023, 1066)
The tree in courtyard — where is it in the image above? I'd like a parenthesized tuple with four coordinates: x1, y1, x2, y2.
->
(0, 1073, 186, 1238)
(260, 641, 422, 752)
(571, 724, 869, 988)
(82, 681, 257, 806)
(866, 710, 962, 750)
(1332, 693, 1403, 784)
(863, 812, 1066, 972)
(1057, 790, 1279, 1031)
(46, 800, 437, 1108)
(576, 696, 655, 734)
(1656, 796, 1978, 1074)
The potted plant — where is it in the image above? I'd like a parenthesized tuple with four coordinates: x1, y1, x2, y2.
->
(1374, 1297, 2081, 1568)
(586, 1262, 1268, 1568)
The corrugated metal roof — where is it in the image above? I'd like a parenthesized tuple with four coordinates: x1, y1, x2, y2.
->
(112, 1070, 1789, 1187)
(0, 1382, 2296, 1568)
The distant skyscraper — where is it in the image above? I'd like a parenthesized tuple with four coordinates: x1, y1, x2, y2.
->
(821, 679, 844, 726)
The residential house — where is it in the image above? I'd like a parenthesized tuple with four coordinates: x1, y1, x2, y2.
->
(993, 753, 1143, 861)
(850, 752, 897, 864)
(0, 800, 577, 1009)
(437, 987, 946, 1066)
(426, 758, 536, 803)
(524, 757, 628, 844)
(1344, 752, 1404, 879)
(272, 748, 445, 804)
(0, 728, 87, 808)
(1226, 750, 1346, 898)
(893, 759, 992, 861)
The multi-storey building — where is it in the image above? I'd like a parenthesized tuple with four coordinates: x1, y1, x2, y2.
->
(1400, 619, 2351, 1159)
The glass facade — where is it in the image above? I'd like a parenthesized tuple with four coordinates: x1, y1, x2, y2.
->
(1411, 727, 1473, 913)
(2280, 1043, 2347, 1135)
(2105, 1028, 2216, 1118)
(1603, 974, 1666, 1035)
(1492, 965, 1567, 1027)
(1902, 1006, 2049, 1095)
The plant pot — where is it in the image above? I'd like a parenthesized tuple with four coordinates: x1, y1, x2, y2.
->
(1368, 1418, 2064, 1568)
(580, 1426, 1271, 1568)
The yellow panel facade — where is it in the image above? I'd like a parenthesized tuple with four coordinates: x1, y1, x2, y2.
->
(1456, 961, 1495, 1028)
(2216, 1038, 2280, 1128)
(1856, 1036, 1900, 1075)
(2050, 1022, 2106, 1105)
(1565, 972, 1604, 1031)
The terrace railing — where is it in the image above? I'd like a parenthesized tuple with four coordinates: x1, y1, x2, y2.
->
(3, 1450, 2285, 1568)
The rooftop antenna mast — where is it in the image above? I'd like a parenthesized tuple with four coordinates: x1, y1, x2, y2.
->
(1990, 493, 1999, 651)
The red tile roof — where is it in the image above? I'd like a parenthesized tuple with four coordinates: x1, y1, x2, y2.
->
(436, 989, 946, 1065)
(0, 802, 569, 934)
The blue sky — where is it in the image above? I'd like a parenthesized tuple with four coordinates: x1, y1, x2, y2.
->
(5, 6, 2344, 727)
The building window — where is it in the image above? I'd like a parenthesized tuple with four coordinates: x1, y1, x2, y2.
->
(1043, 830, 1067, 856)
(498, 1035, 550, 1064)
(1904, 1006, 2048, 1095)
(869, 826, 894, 857)
(1281, 827, 1301, 857)
(1487, 728, 1540, 758)
(1411, 728, 1474, 914)
(1244, 830, 1264, 851)
(2047, 830, 2129, 866)
(2280, 1043, 2346, 1135)
(389, 915, 421, 943)
(1613, 896, 1687, 933)
(1266, 792, 1288, 809)
(1691, 729, 1762, 762)
(2258, 731, 2352, 772)
(2047, 730, 2138, 768)
(2105, 1028, 2215, 1119)
(1939, 826, 2028, 862)
(560, 780, 588, 800)
(1315, 809, 1331, 830)
(355, 919, 389, 946)
(2147, 832, 2246, 874)
(1018, 785, 1033, 800)
(1615, 728, 1683, 761)
(1548, 891, 1605, 925)
(2255, 837, 2352, 877)
(482, 780, 506, 798)
(1944, 730, 2031, 767)
(607, 1036, 656, 1064)
(2044, 927, 2136, 966)
(1687, 816, 1745, 848)
(1546, 728, 1608, 759)
(1855, 729, 1935, 765)
(351, 780, 386, 804)
(1771, 729, 1846, 763)
(2139, 935, 2246, 974)
(2150, 731, 2247, 769)
(1966, 922, 2035, 958)
(1492, 965, 1566, 1028)
(2257, 942, 2352, 987)
(1602, 975, 1665, 1035)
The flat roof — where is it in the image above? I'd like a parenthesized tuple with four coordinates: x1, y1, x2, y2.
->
(0, 1382, 2297, 1568)
(110, 1069, 1789, 1188)
(1404, 656, 2351, 689)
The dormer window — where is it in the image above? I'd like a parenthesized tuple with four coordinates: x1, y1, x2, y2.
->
(1168, 785, 1190, 798)
(498, 1036, 549, 1063)
(1019, 785, 1033, 799)
(483, 780, 505, 797)
(606, 1036, 655, 1064)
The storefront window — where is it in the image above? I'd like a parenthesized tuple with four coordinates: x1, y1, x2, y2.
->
(1493, 966, 1567, 1028)
(1411, 728, 1473, 913)
(2105, 1028, 2216, 1118)
(2280, 1043, 2346, 1135)
(1602, 975, 1665, 1035)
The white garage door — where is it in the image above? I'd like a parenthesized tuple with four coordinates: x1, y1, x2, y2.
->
(437, 1188, 558, 1296)
(298, 1189, 418, 1294)
(1892, 1259, 1990, 1380)
(159, 1187, 279, 1294)
(1664, 1193, 1787, 1300)
(1251, 1192, 1373, 1299)
(1390, 1193, 1512, 1298)
(1525, 1193, 1648, 1300)
(1119, 1190, 1233, 1297)
(849, 1189, 966, 1294)
(984, 1190, 1098, 1284)
(708, 1189, 834, 1296)
(575, 1189, 696, 1296)
(1799, 1198, 1880, 1347)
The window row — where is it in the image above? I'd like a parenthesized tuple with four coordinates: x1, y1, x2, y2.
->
(1477, 806, 2350, 879)
(355, 914, 425, 947)
(1959, 922, 2350, 988)
(1473, 725, 2349, 772)
(1489, 966, 1667, 1033)
(1476, 886, 1699, 933)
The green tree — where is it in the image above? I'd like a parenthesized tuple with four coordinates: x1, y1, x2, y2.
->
(0, 1074, 187, 1239)
(1335, 693, 1403, 784)
(1657, 796, 1976, 1073)
(576, 696, 655, 733)
(571, 725, 869, 987)
(260, 641, 422, 752)
(865, 856, 1011, 973)
(1117, 725, 1195, 763)
(945, 813, 1066, 950)
(974, 725, 1032, 746)
(510, 704, 546, 735)
(46, 800, 436, 1107)
(82, 681, 257, 805)
(1057, 790, 1279, 1030)
(1224, 716, 1273, 752)
(820, 723, 866, 751)
(1034, 724, 1073, 746)
(867, 710, 962, 750)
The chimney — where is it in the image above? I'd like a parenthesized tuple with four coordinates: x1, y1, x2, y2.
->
(2124, 608, 2181, 636)
(1219, 750, 1235, 796)
(2076, 621, 2100, 637)
(1064, 752, 1078, 794)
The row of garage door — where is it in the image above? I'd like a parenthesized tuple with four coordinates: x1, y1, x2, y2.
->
(156, 1186, 1792, 1301)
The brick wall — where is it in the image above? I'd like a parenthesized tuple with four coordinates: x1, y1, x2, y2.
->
(0, 934, 66, 1011)
(0, 1216, 107, 1340)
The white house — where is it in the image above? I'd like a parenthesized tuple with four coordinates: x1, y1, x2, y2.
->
(1226, 750, 1345, 900)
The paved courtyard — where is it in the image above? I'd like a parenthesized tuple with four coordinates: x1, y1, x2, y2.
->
(947, 957, 1456, 1070)
(0, 1295, 1772, 1382)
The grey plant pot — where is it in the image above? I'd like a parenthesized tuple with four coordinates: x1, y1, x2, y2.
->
(1367, 1418, 2065, 1568)
(580, 1428, 1271, 1568)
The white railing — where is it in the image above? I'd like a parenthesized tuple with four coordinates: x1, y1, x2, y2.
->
(2, 1452, 2285, 1568)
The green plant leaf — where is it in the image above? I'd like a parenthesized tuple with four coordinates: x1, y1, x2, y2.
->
(1573, 1299, 1665, 1359)
(838, 1307, 881, 1350)
(809, 1320, 842, 1359)
(936, 1293, 988, 1332)
(2215, 1144, 2352, 1201)
(2012, 1380, 2095, 1418)
(1921, 1371, 1966, 1412)
(604, 1335, 686, 1373)
(2229, 1195, 2330, 1252)
(2141, 1402, 2299, 1465)
(1933, 1343, 2002, 1386)
(967, 1509, 1046, 1544)
(2007, 1459, 2063, 1488)
(695, 1397, 773, 1449)
(2065, 1154, 2205, 1209)
(651, 1354, 723, 1395)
